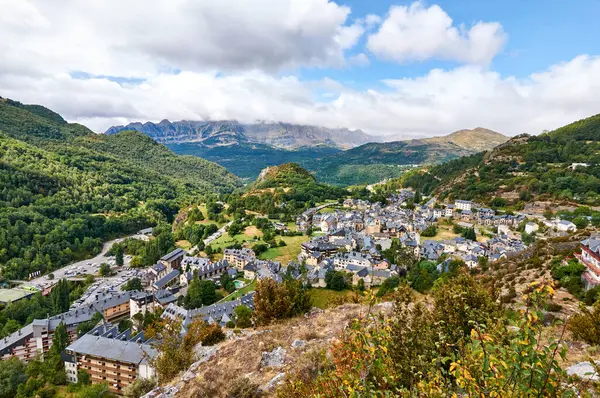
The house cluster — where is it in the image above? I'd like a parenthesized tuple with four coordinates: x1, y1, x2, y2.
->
(161, 292, 255, 331)
(290, 193, 537, 288)
(144, 248, 232, 292)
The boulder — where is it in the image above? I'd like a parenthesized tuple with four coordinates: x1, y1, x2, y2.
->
(261, 346, 286, 368)
(566, 361, 600, 380)
(291, 339, 307, 349)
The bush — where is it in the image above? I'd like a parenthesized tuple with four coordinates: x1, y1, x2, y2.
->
(569, 301, 600, 345)
(226, 377, 260, 398)
(253, 279, 311, 326)
(420, 225, 438, 237)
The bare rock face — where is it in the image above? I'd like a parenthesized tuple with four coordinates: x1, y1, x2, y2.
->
(566, 362, 600, 380)
(260, 346, 286, 368)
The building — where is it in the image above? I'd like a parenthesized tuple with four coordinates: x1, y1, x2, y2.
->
(0, 307, 99, 362)
(557, 220, 577, 233)
(65, 324, 157, 394)
(333, 252, 374, 270)
(161, 292, 255, 329)
(151, 269, 180, 292)
(576, 238, 600, 290)
(525, 222, 539, 235)
(160, 248, 185, 271)
(223, 248, 255, 269)
(180, 260, 229, 286)
(129, 291, 155, 318)
(455, 200, 473, 212)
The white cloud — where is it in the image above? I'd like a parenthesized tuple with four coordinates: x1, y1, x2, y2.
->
(367, 2, 506, 65)
(0, 0, 363, 78)
(4, 55, 600, 139)
(1, 0, 599, 142)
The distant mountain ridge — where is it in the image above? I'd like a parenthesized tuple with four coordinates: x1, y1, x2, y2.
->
(105, 120, 376, 150)
(423, 127, 508, 152)
(161, 127, 508, 186)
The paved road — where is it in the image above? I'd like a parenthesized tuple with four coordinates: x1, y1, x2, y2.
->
(25, 233, 149, 291)
(189, 221, 232, 254)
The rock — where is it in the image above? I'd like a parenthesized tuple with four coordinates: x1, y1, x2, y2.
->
(261, 346, 286, 368)
(304, 307, 324, 318)
(193, 345, 218, 363)
(141, 385, 180, 398)
(566, 361, 600, 380)
(291, 339, 307, 349)
(260, 372, 287, 392)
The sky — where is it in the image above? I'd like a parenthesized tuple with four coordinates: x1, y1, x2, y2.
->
(2, 0, 600, 139)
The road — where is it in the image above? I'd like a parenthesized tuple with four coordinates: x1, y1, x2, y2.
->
(189, 221, 232, 254)
(25, 233, 149, 291)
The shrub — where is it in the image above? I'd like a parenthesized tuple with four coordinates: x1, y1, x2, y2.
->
(569, 301, 600, 345)
(253, 279, 311, 326)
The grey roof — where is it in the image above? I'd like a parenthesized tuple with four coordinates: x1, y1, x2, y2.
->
(67, 333, 157, 365)
(583, 238, 600, 254)
(153, 269, 180, 289)
(161, 248, 185, 262)
(161, 292, 255, 328)
(0, 324, 33, 355)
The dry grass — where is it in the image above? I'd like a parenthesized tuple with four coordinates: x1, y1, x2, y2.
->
(174, 302, 393, 397)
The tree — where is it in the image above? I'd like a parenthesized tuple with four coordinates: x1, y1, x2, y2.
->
(461, 227, 477, 241)
(0, 358, 28, 398)
(49, 321, 68, 356)
(326, 271, 347, 291)
(233, 305, 252, 328)
(121, 277, 142, 292)
(98, 263, 111, 277)
(357, 278, 365, 292)
(227, 221, 243, 237)
(50, 279, 71, 315)
(123, 377, 156, 398)
(118, 319, 133, 333)
(77, 369, 91, 386)
(220, 272, 236, 293)
(420, 225, 437, 237)
(114, 245, 124, 267)
(253, 279, 311, 326)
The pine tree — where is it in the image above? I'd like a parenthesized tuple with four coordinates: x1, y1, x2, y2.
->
(49, 321, 68, 356)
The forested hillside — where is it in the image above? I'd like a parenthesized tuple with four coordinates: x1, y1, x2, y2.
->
(0, 98, 241, 280)
(227, 163, 348, 221)
(401, 114, 600, 205)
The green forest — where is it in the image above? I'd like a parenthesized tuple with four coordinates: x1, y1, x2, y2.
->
(0, 98, 241, 280)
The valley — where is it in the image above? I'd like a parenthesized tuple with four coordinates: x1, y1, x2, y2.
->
(1, 98, 600, 398)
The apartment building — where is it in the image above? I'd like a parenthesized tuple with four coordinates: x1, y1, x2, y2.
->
(223, 248, 255, 269)
(0, 307, 97, 362)
(65, 324, 157, 394)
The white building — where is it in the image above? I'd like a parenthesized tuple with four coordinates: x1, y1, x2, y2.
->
(525, 222, 539, 235)
(455, 200, 473, 212)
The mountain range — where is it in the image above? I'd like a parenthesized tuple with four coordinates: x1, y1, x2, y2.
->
(106, 119, 507, 185)
(105, 120, 375, 150)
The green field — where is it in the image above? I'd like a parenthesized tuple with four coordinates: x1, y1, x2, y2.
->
(210, 226, 263, 251)
(308, 288, 357, 309)
(258, 234, 310, 264)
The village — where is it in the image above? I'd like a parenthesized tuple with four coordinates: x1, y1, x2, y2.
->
(0, 189, 597, 394)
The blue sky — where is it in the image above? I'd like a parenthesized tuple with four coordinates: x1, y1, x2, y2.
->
(2, 0, 600, 138)
(302, 0, 600, 85)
